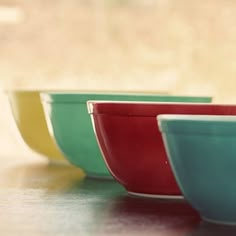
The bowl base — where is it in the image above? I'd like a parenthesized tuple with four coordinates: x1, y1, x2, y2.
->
(128, 191, 183, 199)
(48, 159, 70, 166)
(202, 216, 236, 226)
(87, 174, 114, 181)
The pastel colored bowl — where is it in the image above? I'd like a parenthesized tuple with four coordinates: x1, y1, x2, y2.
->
(88, 102, 236, 198)
(41, 92, 211, 179)
(158, 114, 236, 225)
(8, 90, 67, 163)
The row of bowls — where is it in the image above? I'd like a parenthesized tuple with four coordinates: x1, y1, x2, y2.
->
(7, 90, 236, 225)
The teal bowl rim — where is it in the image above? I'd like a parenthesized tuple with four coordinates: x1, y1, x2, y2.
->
(40, 92, 212, 104)
(158, 114, 236, 135)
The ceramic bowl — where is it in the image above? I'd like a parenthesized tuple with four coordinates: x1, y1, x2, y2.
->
(8, 90, 67, 164)
(41, 92, 211, 179)
(87, 102, 236, 198)
(158, 114, 236, 225)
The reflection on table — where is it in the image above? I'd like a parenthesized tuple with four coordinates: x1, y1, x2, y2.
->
(0, 157, 234, 235)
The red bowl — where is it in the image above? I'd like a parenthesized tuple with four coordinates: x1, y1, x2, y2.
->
(87, 102, 236, 198)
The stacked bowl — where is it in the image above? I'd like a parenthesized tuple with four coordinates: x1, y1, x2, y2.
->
(158, 114, 236, 225)
(87, 100, 236, 225)
(10, 89, 236, 225)
(8, 90, 67, 164)
(40, 92, 211, 179)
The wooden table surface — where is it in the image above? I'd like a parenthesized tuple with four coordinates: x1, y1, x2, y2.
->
(0, 156, 235, 236)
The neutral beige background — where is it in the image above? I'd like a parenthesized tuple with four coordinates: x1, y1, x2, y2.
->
(0, 2, 235, 235)
(0, 0, 236, 157)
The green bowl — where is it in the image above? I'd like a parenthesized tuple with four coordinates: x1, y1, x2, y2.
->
(158, 114, 236, 225)
(41, 92, 212, 179)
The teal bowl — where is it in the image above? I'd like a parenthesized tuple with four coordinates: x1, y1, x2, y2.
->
(158, 114, 236, 225)
(40, 92, 212, 179)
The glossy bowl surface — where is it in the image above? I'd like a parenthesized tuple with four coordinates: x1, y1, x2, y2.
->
(158, 114, 236, 225)
(88, 102, 236, 197)
(8, 90, 67, 163)
(41, 93, 212, 179)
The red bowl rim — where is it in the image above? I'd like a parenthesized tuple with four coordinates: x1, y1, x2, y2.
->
(87, 101, 236, 117)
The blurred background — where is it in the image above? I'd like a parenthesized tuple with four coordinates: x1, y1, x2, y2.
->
(0, 0, 236, 157)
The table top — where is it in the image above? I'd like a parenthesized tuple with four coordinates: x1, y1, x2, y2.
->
(0, 156, 235, 236)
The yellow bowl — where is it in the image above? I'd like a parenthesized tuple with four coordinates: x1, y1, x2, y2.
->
(8, 90, 67, 164)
